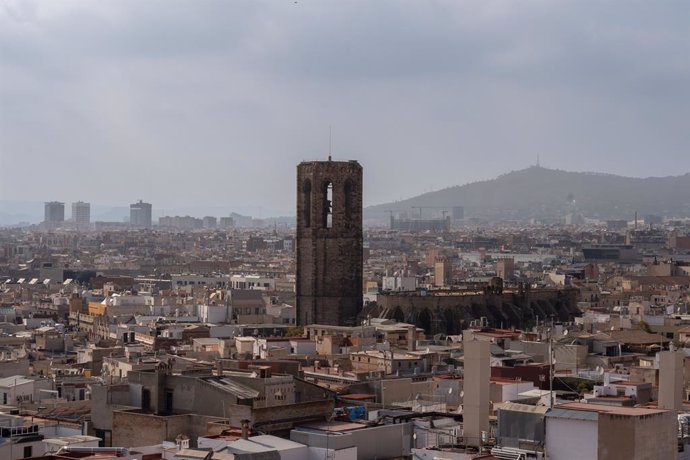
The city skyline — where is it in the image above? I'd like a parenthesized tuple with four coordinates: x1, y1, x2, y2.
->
(3, 163, 690, 226)
(2, 1, 690, 214)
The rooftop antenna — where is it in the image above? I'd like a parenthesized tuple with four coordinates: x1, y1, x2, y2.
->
(328, 125, 332, 161)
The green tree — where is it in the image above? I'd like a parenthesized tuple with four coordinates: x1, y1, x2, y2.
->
(286, 326, 304, 337)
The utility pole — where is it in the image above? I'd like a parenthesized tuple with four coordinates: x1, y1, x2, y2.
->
(549, 316, 554, 408)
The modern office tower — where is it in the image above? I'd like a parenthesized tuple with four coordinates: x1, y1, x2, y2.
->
(44, 201, 65, 223)
(130, 200, 152, 228)
(71, 201, 91, 226)
(296, 160, 363, 326)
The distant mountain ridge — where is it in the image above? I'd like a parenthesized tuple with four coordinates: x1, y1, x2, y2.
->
(366, 166, 690, 221)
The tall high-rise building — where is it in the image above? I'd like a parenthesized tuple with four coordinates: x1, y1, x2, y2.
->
(203, 216, 217, 229)
(71, 201, 90, 226)
(296, 160, 363, 326)
(130, 200, 152, 228)
(44, 202, 65, 223)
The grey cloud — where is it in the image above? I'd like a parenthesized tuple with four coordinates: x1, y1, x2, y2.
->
(1, 0, 689, 217)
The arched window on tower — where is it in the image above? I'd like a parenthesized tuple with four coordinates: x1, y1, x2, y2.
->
(344, 179, 354, 224)
(302, 180, 311, 228)
(323, 181, 333, 228)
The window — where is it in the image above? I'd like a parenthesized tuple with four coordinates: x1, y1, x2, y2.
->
(142, 389, 151, 410)
(344, 179, 355, 223)
(323, 181, 333, 228)
(165, 390, 174, 414)
(302, 180, 312, 228)
(24, 446, 32, 458)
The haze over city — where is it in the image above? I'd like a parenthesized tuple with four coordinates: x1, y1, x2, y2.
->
(2, 0, 690, 216)
(5, 2, 690, 459)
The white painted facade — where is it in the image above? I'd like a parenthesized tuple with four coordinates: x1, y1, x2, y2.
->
(382, 275, 417, 292)
(545, 416, 598, 460)
(230, 274, 276, 290)
(198, 304, 229, 323)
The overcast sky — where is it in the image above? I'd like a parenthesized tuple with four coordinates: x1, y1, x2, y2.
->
(1, 0, 689, 215)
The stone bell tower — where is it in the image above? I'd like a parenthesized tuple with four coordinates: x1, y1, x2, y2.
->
(296, 160, 363, 326)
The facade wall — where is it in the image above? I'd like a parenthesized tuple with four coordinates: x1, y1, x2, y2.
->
(0, 359, 30, 378)
(7, 438, 46, 460)
(307, 446, 357, 460)
(122, 370, 332, 434)
(491, 381, 536, 403)
(112, 411, 221, 448)
(554, 344, 588, 372)
(293, 424, 411, 460)
(597, 411, 678, 460)
(497, 408, 545, 450)
(349, 423, 411, 460)
(546, 417, 598, 460)
(631, 411, 677, 460)
(491, 364, 550, 390)
(376, 288, 580, 334)
(375, 378, 437, 406)
(90, 383, 137, 433)
(252, 399, 332, 427)
(598, 414, 635, 459)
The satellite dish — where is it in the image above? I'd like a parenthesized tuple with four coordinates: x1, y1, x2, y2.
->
(610, 326, 615, 331)
(563, 329, 569, 336)
(460, 391, 464, 398)
(448, 388, 453, 394)
(596, 366, 604, 375)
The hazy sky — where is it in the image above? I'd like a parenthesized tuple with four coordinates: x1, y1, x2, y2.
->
(1, 0, 689, 215)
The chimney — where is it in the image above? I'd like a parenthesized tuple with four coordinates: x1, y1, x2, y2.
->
(658, 351, 683, 411)
(407, 326, 416, 352)
(175, 434, 189, 451)
(463, 337, 490, 448)
(240, 419, 250, 440)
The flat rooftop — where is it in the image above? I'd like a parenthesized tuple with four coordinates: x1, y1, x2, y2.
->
(554, 401, 668, 417)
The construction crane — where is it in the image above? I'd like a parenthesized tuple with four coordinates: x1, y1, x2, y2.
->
(410, 205, 452, 219)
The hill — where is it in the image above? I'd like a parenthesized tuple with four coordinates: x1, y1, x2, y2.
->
(366, 167, 690, 222)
